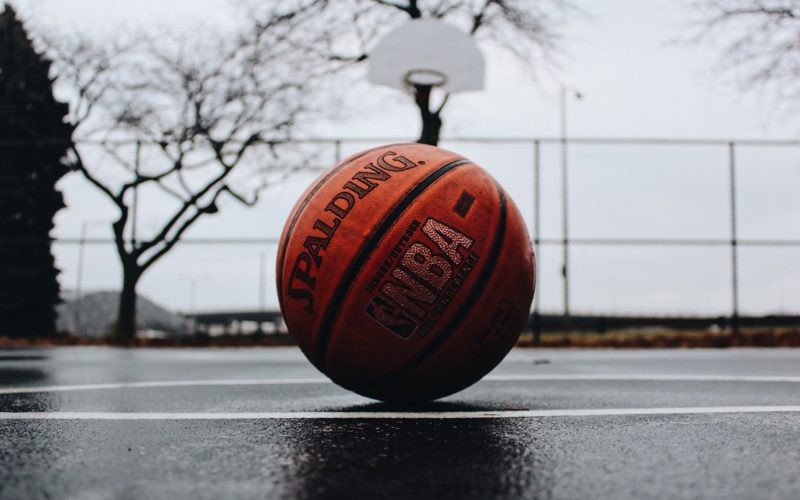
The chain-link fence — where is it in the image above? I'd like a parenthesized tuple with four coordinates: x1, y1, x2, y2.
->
(4, 137, 800, 340)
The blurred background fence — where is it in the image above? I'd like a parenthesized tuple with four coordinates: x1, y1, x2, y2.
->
(6, 136, 800, 340)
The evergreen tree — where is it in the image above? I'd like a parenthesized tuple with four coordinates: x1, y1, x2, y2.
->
(0, 3, 72, 337)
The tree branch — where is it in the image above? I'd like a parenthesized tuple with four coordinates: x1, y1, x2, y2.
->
(471, 0, 496, 34)
(138, 184, 233, 271)
(373, 0, 421, 17)
(69, 145, 118, 203)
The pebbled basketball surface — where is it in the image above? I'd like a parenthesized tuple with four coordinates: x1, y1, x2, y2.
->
(277, 143, 535, 401)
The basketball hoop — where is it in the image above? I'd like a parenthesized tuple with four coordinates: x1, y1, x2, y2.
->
(404, 69, 448, 89)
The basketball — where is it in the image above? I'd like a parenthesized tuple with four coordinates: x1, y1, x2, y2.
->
(277, 143, 536, 401)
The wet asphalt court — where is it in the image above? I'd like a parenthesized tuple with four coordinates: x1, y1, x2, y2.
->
(1, 348, 799, 499)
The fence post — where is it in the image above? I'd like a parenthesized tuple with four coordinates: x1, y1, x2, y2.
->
(259, 252, 267, 311)
(561, 136, 570, 317)
(533, 140, 542, 344)
(728, 142, 741, 340)
(334, 139, 342, 163)
(74, 223, 87, 336)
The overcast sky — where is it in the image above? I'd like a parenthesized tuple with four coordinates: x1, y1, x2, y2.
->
(9, 0, 800, 317)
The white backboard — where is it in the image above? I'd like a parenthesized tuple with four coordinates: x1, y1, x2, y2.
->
(368, 19, 485, 93)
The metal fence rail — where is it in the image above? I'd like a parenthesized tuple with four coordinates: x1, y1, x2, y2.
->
(3, 136, 800, 338)
(523, 137, 800, 340)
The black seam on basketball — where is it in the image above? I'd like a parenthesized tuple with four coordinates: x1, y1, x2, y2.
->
(373, 183, 508, 389)
(276, 143, 410, 313)
(313, 158, 473, 369)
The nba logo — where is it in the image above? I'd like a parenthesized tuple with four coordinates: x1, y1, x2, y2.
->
(365, 296, 418, 339)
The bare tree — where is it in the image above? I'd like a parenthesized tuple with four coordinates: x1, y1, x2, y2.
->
(689, 1, 800, 103)
(258, 0, 574, 145)
(42, 6, 329, 343)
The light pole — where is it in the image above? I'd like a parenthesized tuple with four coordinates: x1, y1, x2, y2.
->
(178, 274, 206, 337)
(179, 275, 209, 313)
(560, 85, 582, 317)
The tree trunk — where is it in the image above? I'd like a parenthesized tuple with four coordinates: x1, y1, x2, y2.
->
(414, 84, 443, 146)
(418, 110, 442, 146)
(115, 262, 140, 345)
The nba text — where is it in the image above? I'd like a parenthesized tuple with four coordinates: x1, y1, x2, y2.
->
(366, 218, 479, 339)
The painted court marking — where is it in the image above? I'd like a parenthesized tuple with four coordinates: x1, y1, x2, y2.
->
(0, 378, 331, 395)
(2, 374, 800, 395)
(2, 375, 799, 420)
(1, 406, 800, 420)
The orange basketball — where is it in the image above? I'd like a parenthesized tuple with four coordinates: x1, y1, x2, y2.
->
(277, 143, 535, 401)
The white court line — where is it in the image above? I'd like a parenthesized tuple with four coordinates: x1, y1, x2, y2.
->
(2, 406, 800, 420)
(2, 374, 800, 395)
(0, 378, 331, 395)
(484, 374, 800, 383)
